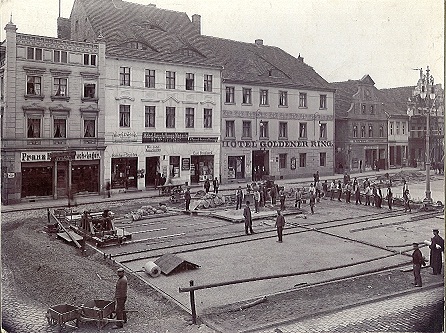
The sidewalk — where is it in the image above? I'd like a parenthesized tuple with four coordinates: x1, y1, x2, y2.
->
(1, 167, 424, 214)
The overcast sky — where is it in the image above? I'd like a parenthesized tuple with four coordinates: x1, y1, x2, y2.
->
(1, 0, 444, 89)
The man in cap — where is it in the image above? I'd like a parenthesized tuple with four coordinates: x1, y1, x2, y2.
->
(411, 243, 425, 287)
(243, 201, 254, 235)
(429, 229, 444, 275)
(113, 267, 128, 329)
(275, 210, 285, 242)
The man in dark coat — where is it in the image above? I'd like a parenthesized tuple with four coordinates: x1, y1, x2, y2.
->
(184, 187, 191, 211)
(243, 201, 254, 235)
(275, 210, 285, 242)
(386, 185, 393, 210)
(114, 268, 128, 328)
(204, 179, 210, 193)
(412, 243, 425, 287)
(429, 229, 444, 275)
(212, 177, 219, 194)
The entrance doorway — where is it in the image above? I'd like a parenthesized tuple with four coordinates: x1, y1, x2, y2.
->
(146, 156, 160, 187)
(56, 161, 68, 198)
(252, 150, 269, 181)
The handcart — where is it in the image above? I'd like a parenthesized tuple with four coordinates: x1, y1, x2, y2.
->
(80, 299, 122, 330)
(46, 303, 81, 331)
(170, 186, 185, 203)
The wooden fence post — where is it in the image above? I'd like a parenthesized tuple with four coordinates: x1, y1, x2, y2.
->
(189, 280, 197, 324)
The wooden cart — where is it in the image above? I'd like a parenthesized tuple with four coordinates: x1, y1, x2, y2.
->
(80, 299, 122, 330)
(46, 303, 81, 331)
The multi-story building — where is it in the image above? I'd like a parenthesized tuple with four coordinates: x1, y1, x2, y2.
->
(1, 20, 106, 204)
(62, 0, 222, 190)
(331, 75, 389, 173)
(203, 37, 335, 183)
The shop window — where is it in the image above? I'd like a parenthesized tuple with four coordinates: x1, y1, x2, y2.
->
(21, 166, 53, 197)
(53, 118, 66, 138)
(119, 105, 130, 127)
(166, 107, 175, 128)
(225, 86, 235, 103)
(145, 69, 155, 88)
(242, 121, 252, 138)
(279, 153, 287, 169)
(299, 93, 307, 108)
(185, 108, 195, 128)
(260, 89, 268, 105)
(170, 156, 180, 178)
(299, 123, 307, 138)
(166, 71, 175, 89)
(72, 164, 99, 193)
(242, 88, 252, 104)
(320, 152, 326, 167)
(145, 106, 155, 127)
(26, 75, 42, 95)
(120, 67, 130, 86)
(204, 74, 212, 92)
(204, 108, 212, 128)
(186, 73, 194, 90)
(319, 123, 327, 139)
(53, 77, 68, 97)
(320, 94, 327, 109)
(225, 120, 235, 138)
(279, 122, 288, 138)
(111, 157, 138, 189)
(84, 118, 96, 137)
(279, 91, 288, 106)
(83, 82, 96, 99)
(191, 155, 214, 182)
(27, 117, 41, 138)
(299, 153, 306, 167)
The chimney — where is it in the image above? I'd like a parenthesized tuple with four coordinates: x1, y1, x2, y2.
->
(255, 39, 263, 46)
(297, 53, 304, 62)
(192, 14, 201, 34)
(57, 17, 71, 40)
(147, 3, 156, 7)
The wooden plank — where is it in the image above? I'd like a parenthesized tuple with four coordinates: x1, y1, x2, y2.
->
(57, 230, 83, 243)
(51, 211, 82, 249)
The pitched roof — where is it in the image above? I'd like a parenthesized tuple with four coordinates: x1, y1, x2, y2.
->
(330, 80, 361, 118)
(379, 86, 414, 117)
(201, 36, 333, 91)
(73, 0, 221, 67)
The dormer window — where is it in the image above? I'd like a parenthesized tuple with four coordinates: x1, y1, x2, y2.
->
(127, 41, 148, 50)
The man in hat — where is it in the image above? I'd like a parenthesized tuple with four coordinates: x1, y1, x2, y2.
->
(429, 229, 444, 275)
(243, 201, 254, 235)
(114, 268, 128, 328)
(411, 243, 425, 287)
(275, 210, 285, 242)
(184, 187, 191, 211)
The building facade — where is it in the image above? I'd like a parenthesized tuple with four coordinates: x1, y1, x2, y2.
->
(1, 21, 106, 204)
(332, 75, 389, 173)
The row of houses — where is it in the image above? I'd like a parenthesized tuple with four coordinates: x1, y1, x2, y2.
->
(1, 0, 443, 204)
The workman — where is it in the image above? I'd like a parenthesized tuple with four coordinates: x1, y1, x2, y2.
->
(114, 267, 128, 329)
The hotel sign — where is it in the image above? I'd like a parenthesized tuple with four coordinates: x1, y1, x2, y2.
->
(222, 140, 333, 149)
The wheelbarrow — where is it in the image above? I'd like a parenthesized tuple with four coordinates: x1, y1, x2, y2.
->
(80, 299, 122, 330)
(46, 303, 81, 332)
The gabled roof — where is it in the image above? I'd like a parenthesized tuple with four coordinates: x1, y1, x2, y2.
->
(379, 86, 414, 117)
(330, 80, 361, 118)
(72, 0, 221, 67)
(201, 36, 333, 91)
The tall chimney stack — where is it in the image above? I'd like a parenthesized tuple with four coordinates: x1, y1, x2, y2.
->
(192, 14, 201, 34)
(255, 39, 263, 46)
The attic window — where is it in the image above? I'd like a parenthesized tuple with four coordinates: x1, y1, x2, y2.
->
(266, 68, 287, 78)
(179, 48, 199, 57)
(126, 41, 148, 50)
(139, 22, 166, 32)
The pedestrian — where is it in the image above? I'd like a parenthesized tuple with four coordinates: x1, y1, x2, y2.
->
(235, 186, 243, 210)
(365, 184, 371, 206)
(113, 267, 128, 329)
(105, 181, 111, 198)
(315, 180, 322, 201)
(184, 187, 191, 211)
(354, 182, 362, 205)
(270, 184, 277, 205)
(295, 188, 302, 209)
(243, 201, 254, 235)
(253, 189, 260, 213)
(363, 178, 370, 190)
(403, 189, 411, 213)
(337, 180, 342, 201)
(204, 178, 210, 193)
(377, 186, 383, 208)
(259, 184, 265, 207)
(275, 210, 285, 242)
(309, 193, 316, 214)
(402, 180, 408, 196)
(371, 185, 377, 207)
(386, 185, 393, 210)
(279, 189, 286, 210)
(322, 180, 328, 197)
(428, 229, 444, 275)
(313, 170, 320, 184)
(308, 183, 316, 197)
(411, 243, 425, 287)
(212, 177, 219, 194)
(330, 180, 336, 200)
(345, 182, 351, 203)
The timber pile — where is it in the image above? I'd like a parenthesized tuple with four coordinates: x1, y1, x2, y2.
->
(192, 193, 226, 210)
(125, 205, 168, 221)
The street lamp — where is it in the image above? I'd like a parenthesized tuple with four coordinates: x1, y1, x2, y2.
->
(418, 66, 436, 204)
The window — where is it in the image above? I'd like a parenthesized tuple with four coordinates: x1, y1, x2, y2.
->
(27, 117, 41, 138)
(320, 94, 327, 109)
(145, 106, 155, 128)
(166, 71, 175, 89)
(279, 122, 288, 138)
(259, 121, 269, 138)
(379, 125, 384, 137)
(166, 107, 175, 128)
(204, 74, 212, 92)
(396, 122, 400, 135)
(320, 152, 326, 167)
(319, 123, 327, 138)
(299, 123, 307, 138)
(84, 119, 96, 137)
(226, 120, 235, 137)
(370, 105, 375, 114)
(53, 118, 66, 138)
(299, 153, 306, 167)
(120, 67, 130, 86)
(26, 76, 42, 95)
(299, 93, 307, 107)
(242, 121, 252, 138)
(260, 89, 268, 105)
(368, 125, 373, 137)
(225, 86, 235, 103)
(402, 122, 406, 135)
(145, 69, 155, 88)
(119, 105, 130, 127)
(361, 125, 366, 138)
(83, 82, 96, 98)
(53, 78, 67, 96)
(279, 154, 287, 169)
(170, 156, 180, 178)
(242, 88, 252, 104)
(361, 104, 366, 114)
(279, 91, 288, 106)
(204, 108, 212, 128)
(83, 54, 96, 66)
(186, 73, 194, 90)
(390, 122, 394, 135)
(185, 107, 194, 128)
(353, 125, 358, 138)
(54, 50, 68, 63)
(27, 47, 42, 60)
